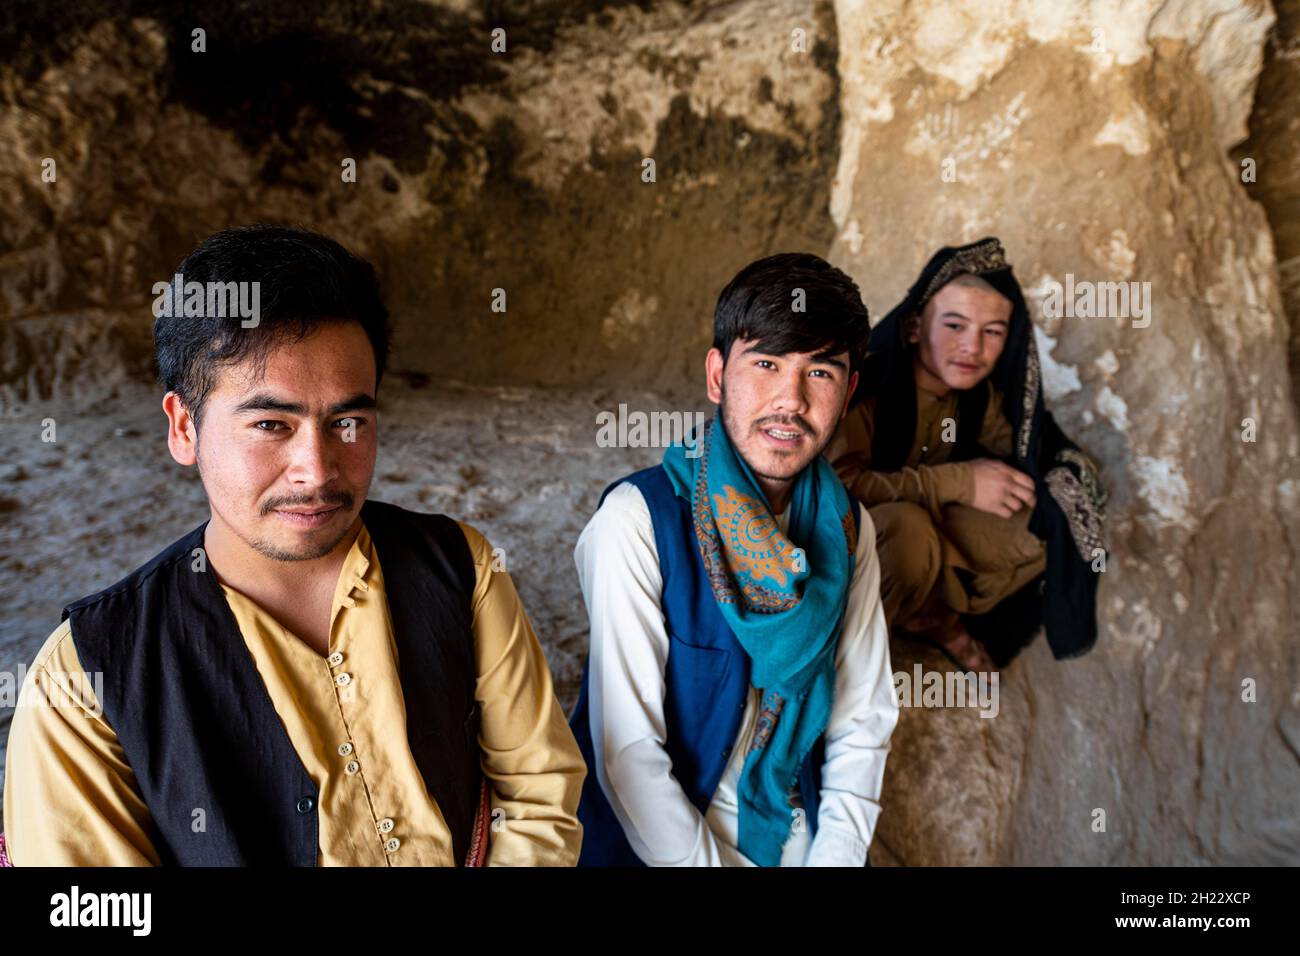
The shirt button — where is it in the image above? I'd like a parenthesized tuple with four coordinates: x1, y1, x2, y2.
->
(384, 837, 401, 853)
(721, 747, 731, 758)
(345, 760, 360, 775)
(327, 651, 344, 667)
(296, 796, 315, 814)
(377, 818, 394, 834)
(338, 742, 354, 757)
(335, 672, 352, 687)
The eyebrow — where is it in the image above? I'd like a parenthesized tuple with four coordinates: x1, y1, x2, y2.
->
(938, 310, 1008, 327)
(738, 345, 849, 371)
(232, 392, 377, 416)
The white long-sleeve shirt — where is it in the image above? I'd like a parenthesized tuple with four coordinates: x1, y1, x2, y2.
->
(575, 480, 900, 867)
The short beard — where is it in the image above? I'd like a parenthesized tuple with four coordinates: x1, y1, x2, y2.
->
(250, 489, 357, 561)
(248, 525, 353, 562)
(718, 381, 825, 484)
(196, 451, 357, 562)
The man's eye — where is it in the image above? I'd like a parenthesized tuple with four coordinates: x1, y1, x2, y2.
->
(810, 369, 833, 379)
(986, 328, 1005, 337)
(756, 360, 776, 369)
(254, 421, 285, 431)
(335, 417, 363, 429)
(945, 323, 963, 332)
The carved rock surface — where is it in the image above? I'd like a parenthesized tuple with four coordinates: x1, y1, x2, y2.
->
(831, 0, 1300, 864)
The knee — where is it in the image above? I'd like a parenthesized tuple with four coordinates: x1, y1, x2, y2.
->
(870, 503, 941, 580)
(872, 502, 938, 543)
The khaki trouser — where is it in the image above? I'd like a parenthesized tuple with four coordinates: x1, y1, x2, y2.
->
(869, 501, 1047, 630)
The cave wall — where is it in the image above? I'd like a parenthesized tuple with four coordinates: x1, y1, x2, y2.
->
(0, 0, 840, 405)
(830, 0, 1300, 864)
(1237, 0, 1300, 396)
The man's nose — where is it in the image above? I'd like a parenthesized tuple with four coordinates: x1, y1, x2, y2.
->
(286, 424, 339, 486)
(771, 370, 810, 414)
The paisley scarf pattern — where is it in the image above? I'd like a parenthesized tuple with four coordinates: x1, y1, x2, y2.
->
(663, 411, 856, 865)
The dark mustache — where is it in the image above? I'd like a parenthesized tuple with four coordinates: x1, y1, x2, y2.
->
(261, 494, 353, 515)
(754, 415, 815, 435)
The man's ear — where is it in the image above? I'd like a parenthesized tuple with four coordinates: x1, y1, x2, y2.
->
(840, 371, 859, 419)
(162, 392, 198, 466)
(705, 347, 725, 404)
(905, 312, 921, 344)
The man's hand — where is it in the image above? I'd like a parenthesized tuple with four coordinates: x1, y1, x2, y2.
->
(968, 458, 1036, 518)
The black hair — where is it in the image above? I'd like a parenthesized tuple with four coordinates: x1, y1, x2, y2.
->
(712, 252, 871, 374)
(153, 224, 391, 426)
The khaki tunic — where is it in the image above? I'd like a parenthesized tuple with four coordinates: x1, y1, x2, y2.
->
(826, 380, 1047, 629)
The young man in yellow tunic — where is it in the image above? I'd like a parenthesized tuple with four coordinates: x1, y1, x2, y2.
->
(826, 238, 1106, 673)
(3, 226, 585, 866)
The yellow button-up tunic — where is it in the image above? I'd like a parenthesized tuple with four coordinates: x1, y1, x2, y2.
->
(3, 520, 585, 866)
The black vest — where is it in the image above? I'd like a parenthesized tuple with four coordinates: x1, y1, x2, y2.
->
(65, 499, 481, 866)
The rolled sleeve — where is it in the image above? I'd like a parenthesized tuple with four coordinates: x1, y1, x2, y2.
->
(458, 522, 587, 866)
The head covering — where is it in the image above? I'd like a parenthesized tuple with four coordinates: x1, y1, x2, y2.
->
(853, 237, 1106, 662)
(662, 410, 856, 866)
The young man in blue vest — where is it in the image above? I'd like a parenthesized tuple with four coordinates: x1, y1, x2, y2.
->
(3, 225, 585, 866)
(570, 253, 900, 866)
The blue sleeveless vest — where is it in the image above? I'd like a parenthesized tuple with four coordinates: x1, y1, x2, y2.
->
(570, 465, 848, 866)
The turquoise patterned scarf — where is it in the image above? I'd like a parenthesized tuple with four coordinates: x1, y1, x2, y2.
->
(662, 410, 857, 866)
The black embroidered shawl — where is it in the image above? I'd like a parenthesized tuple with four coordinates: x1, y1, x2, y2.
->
(851, 237, 1107, 663)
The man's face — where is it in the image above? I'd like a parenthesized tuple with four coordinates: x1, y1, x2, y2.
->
(910, 281, 1012, 391)
(167, 321, 378, 562)
(705, 338, 857, 487)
